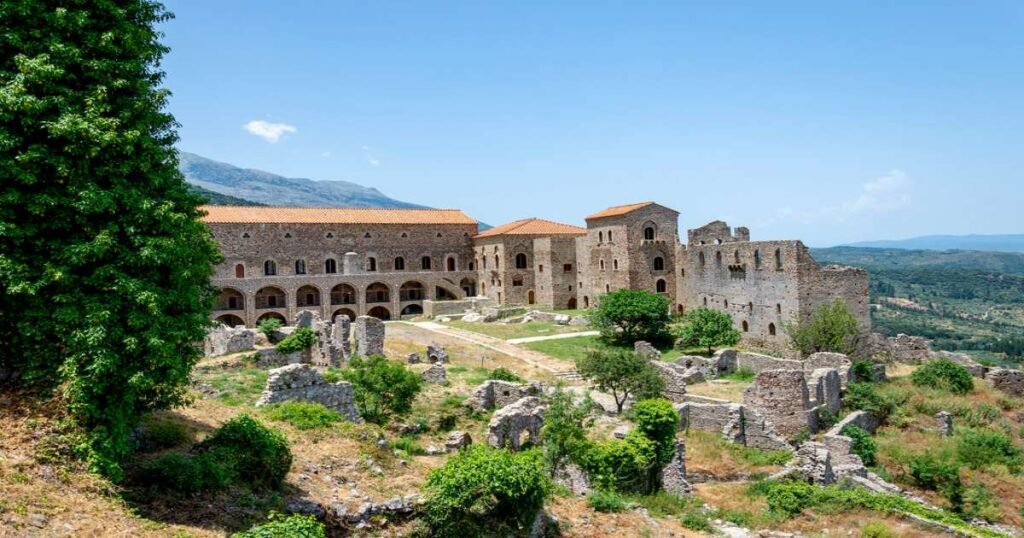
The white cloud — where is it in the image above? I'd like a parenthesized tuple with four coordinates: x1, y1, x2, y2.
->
(243, 120, 297, 143)
(842, 169, 911, 214)
(361, 145, 381, 166)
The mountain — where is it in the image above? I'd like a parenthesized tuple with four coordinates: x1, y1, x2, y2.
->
(178, 151, 424, 209)
(812, 246, 1024, 276)
(189, 185, 262, 206)
(843, 234, 1024, 253)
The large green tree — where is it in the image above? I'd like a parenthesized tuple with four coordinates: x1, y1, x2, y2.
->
(0, 1, 220, 478)
(677, 307, 741, 355)
(590, 288, 672, 345)
(786, 300, 863, 357)
(574, 349, 665, 414)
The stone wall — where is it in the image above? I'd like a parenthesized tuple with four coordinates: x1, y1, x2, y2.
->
(255, 364, 360, 421)
(353, 316, 385, 357)
(204, 325, 256, 357)
(487, 397, 545, 450)
(533, 236, 581, 310)
(676, 400, 791, 450)
(422, 297, 495, 317)
(649, 361, 688, 402)
(465, 380, 542, 411)
(743, 370, 816, 439)
(986, 368, 1024, 397)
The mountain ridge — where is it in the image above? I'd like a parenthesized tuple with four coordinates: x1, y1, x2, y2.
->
(842, 234, 1024, 253)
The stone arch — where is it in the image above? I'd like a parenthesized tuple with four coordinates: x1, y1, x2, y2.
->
(367, 306, 391, 321)
(215, 287, 245, 311)
(446, 256, 457, 271)
(435, 285, 458, 301)
(256, 311, 286, 324)
(527, 290, 535, 304)
(656, 279, 667, 293)
(399, 281, 426, 302)
(460, 277, 477, 296)
(366, 282, 390, 303)
(297, 285, 321, 307)
(331, 284, 356, 305)
(325, 257, 338, 274)
(769, 322, 777, 336)
(400, 304, 424, 316)
(567, 297, 577, 310)
(332, 308, 357, 322)
(515, 253, 528, 269)
(367, 256, 378, 272)
(295, 259, 307, 275)
(421, 256, 432, 270)
(255, 286, 286, 309)
(653, 255, 665, 271)
(263, 259, 277, 276)
(642, 221, 657, 241)
(583, 296, 590, 308)
(215, 314, 245, 327)
(742, 320, 749, 332)
(234, 264, 245, 278)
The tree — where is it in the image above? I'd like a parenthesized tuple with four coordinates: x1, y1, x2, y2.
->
(575, 349, 665, 413)
(589, 289, 672, 345)
(786, 300, 863, 357)
(341, 356, 423, 424)
(541, 387, 594, 471)
(676, 307, 741, 355)
(0, 1, 220, 479)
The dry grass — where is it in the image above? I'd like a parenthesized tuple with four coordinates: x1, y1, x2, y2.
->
(546, 495, 703, 537)
(685, 379, 751, 403)
(682, 429, 788, 478)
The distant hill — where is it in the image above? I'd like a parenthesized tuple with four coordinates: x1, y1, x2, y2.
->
(844, 234, 1024, 253)
(178, 152, 424, 209)
(812, 246, 1024, 276)
(189, 185, 262, 206)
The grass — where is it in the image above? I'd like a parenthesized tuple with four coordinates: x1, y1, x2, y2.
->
(522, 334, 683, 363)
(260, 401, 343, 430)
(448, 320, 589, 340)
(197, 368, 268, 407)
(683, 429, 790, 477)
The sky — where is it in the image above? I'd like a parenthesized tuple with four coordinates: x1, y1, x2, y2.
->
(161, 1, 1024, 247)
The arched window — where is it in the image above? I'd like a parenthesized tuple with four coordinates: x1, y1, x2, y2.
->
(515, 253, 527, 269)
(447, 257, 456, 271)
(494, 255, 499, 269)
(600, 260, 605, 270)
(394, 257, 405, 271)
(608, 231, 613, 242)
(742, 320, 749, 332)
(775, 249, 783, 270)
(656, 279, 667, 293)
(235, 264, 245, 278)
(598, 231, 603, 242)
(295, 259, 306, 275)
(715, 251, 722, 266)
(653, 256, 665, 271)
(613, 259, 618, 270)
(325, 258, 337, 274)
(263, 260, 277, 276)
(776, 303, 782, 315)
(748, 301, 754, 312)
(768, 323, 777, 336)
(367, 257, 377, 272)
(644, 226, 655, 240)
(605, 284, 610, 293)
(699, 252, 705, 267)
(422, 256, 432, 270)
(754, 250, 762, 269)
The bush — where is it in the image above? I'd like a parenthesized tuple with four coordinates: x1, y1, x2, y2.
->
(233, 512, 325, 538)
(676, 307, 741, 355)
(541, 388, 593, 470)
(587, 490, 628, 512)
(962, 483, 1001, 522)
(631, 399, 679, 468)
(341, 356, 423, 425)
(275, 327, 316, 354)
(139, 414, 191, 451)
(786, 300, 862, 357)
(487, 367, 523, 383)
(851, 360, 877, 383)
(840, 424, 877, 467)
(680, 510, 713, 532)
(911, 360, 974, 395)
(393, 436, 426, 456)
(589, 289, 672, 345)
(262, 401, 343, 430)
(139, 452, 230, 493)
(196, 414, 292, 489)
(423, 446, 552, 537)
(583, 430, 660, 494)
(575, 348, 665, 414)
(843, 383, 896, 423)
(956, 428, 1022, 473)
(908, 452, 963, 510)
(257, 317, 283, 337)
(860, 522, 898, 538)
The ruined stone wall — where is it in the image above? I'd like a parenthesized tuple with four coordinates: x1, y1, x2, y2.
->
(743, 370, 816, 438)
(800, 264, 870, 330)
(533, 236, 580, 310)
(256, 364, 361, 421)
(422, 297, 495, 317)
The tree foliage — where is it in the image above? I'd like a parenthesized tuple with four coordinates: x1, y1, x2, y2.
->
(0, 0, 221, 478)
(574, 349, 665, 413)
(341, 355, 423, 424)
(676, 307, 741, 354)
(786, 300, 863, 357)
(590, 289, 672, 344)
(541, 387, 594, 471)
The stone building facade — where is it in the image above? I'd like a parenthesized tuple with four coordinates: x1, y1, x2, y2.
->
(202, 202, 869, 350)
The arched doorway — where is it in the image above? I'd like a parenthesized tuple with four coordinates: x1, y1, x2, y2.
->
(296, 285, 321, 307)
(215, 288, 245, 311)
(255, 286, 286, 309)
(399, 281, 425, 302)
(460, 278, 477, 297)
(332, 308, 357, 322)
(366, 282, 390, 304)
(330, 284, 356, 305)
(215, 314, 245, 327)
(400, 304, 423, 316)
(567, 297, 577, 310)
(527, 290, 535, 304)
(446, 256, 457, 271)
(583, 296, 590, 308)
(367, 306, 391, 320)
(234, 264, 245, 278)
(256, 312, 286, 325)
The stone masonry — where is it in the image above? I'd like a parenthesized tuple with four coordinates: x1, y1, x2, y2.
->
(353, 315, 385, 358)
(743, 370, 816, 439)
(256, 364, 361, 421)
(466, 380, 542, 411)
(660, 439, 692, 495)
(203, 325, 256, 357)
(487, 396, 545, 451)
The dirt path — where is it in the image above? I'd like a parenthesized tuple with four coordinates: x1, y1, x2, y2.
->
(506, 330, 600, 345)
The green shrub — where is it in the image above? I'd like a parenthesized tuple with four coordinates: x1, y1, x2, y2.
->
(677, 307, 741, 354)
(423, 446, 552, 537)
(720, 367, 755, 382)
(851, 360, 876, 383)
(583, 430, 660, 494)
(590, 289, 672, 345)
(139, 452, 230, 493)
(139, 415, 191, 451)
(275, 327, 316, 354)
(860, 521, 897, 538)
(262, 401, 343, 430)
(342, 356, 423, 425)
(196, 414, 292, 489)
(393, 435, 426, 456)
(785, 300, 862, 356)
(911, 360, 974, 395)
(628, 491, 695, 517)
(908, 452, 963, 510)
(840, 424, 877, 467)
(956, 428, 1022, 473)
(488, 367, 523, 383)
(257, 318, 284, 337)
(541, 388, 594, 470)
(233, 512, 325, 538)
(575, 348, 665, 414)
(587, 490, 628, 512)
(631, 399, 679, 468)
(844, 383, 896, 423)
(680, 510, 713, 531)
(963, 483, 1001, 522)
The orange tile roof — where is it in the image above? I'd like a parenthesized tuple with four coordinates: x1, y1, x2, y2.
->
(199, 205, 478, 225)
(585, 201, 656, 220)
(474, 218, 586, 238)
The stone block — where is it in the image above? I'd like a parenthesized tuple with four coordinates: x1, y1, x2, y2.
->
(487, 397, 545, 451)
(743, 369, 813, 439)
(634, 341, 661, 361)
(354, 316, 385, 357)
(985, 367, 1024, 397)
(204, 325, 256, 357)
(660, 439, 691, 495)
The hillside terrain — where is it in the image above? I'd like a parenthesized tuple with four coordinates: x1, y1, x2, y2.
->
(189, 185, 261, 206)
(178, 152, 423, 209)
(813, 247, 1024, 363)
(845, 234, 1024, 253)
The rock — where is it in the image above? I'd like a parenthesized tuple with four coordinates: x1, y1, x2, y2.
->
(407, 352, 421, 364)
(420, 363, 448, 384)
(438, 316, 451, 323)
(426, 344, 450, 364)
(465, 380, 542, 411)
(553, 463, 590, 496)
(985, 367, 1024, 397)
(554, 314, 571, 325)
(354, 316, 385, 357)
(487, 397, 545, 450)
(285, 499, 326, 518)
(613, 425, 631, 439)
(634, 340, 662, 361)
(256, 364, 361, 421)
(445, 431, 472, 453)
(295, 310, 319, 328)
(936, 411, 953, 437)
(568, 316, 590, 326)
(203, 325, 256, 357)
(462, 312, 483, 323)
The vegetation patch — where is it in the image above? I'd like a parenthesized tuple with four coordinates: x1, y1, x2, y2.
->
(275, 327, 316, 354)
(911, 359, 974, 395)
(261, 401, 344, 430)
(340, 355, 423, 425)
(233, 512, 325, 538)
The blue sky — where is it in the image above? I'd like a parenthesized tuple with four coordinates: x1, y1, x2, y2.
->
(162, 1, 1023, 246)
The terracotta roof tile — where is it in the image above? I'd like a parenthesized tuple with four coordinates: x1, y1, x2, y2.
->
(474, 218, 586, 238)
(585, 201, 656, 220)
(200, 206, 478, 225)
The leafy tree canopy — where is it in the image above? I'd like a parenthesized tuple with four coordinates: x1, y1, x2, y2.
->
(341, 356, 423, 424)
(590, 289, 672, 345)
(0, 0, 220, 479)
(574, 349, 665, 413)
(676, 307, 741, 354)
(786, 300, 863, 357)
